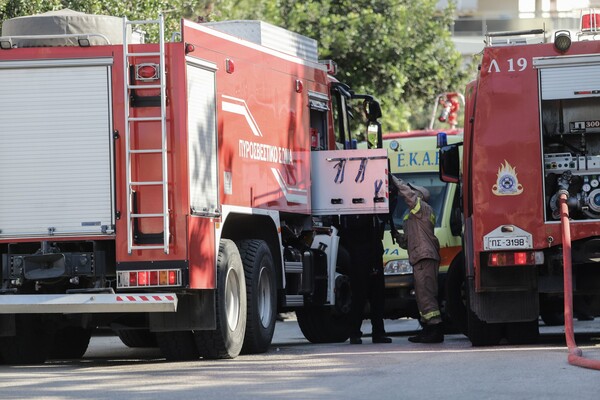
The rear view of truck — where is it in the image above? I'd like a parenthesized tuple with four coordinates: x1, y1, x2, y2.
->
(0, 10, 180, 363)
(440, 10, 600, 345)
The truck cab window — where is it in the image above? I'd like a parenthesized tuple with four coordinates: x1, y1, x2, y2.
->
(389, 172, 448, 229)
(309, 92, 329, 151)
(331, 88, 349, 148)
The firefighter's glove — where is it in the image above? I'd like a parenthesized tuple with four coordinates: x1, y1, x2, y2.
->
(390, 175, 403, 190)
(393, 232, 408, 249)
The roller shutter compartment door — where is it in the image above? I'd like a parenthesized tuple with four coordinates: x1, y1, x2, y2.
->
(0, 60, 115, 237)
(187, 60, 218, 216)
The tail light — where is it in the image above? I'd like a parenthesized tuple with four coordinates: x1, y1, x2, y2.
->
(118, 269, 182, 288)
(487, 251, 538, 267)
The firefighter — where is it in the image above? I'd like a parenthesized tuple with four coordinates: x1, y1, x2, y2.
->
(390, 175, 444, 343)
(338, 214, 392, 344)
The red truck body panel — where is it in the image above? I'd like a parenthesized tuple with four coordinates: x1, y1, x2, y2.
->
(0, 20, 333, 290)
(467, 40, 600, 291)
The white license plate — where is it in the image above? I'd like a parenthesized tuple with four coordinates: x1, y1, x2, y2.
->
(485, 236, 529, 250)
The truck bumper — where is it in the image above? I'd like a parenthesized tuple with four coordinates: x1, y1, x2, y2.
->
(0, 293, 178, 314)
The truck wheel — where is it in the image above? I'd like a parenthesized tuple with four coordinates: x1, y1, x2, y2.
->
(467, 311, 504, 347)
(506, 319, 539, 344)
(296, 306, 350, 343)
(117, 329, 158, 348)
(156, 331, 200, 361)
(236, 239, 276, 354)
(0, 315, 50, 364)
(466, 281, 503, 346)
(195, 239, 247, 359)
(540, 294, 564, 326)
(467, 312, 504, 347)
(445, 253, 468, 336)
(48, 327, 92, 360)
(540, 311, 564, 326)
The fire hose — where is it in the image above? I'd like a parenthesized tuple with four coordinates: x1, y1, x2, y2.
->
(558, 191, 600, 370)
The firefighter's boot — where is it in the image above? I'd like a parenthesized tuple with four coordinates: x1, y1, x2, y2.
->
(408, 323, 444, 343)
(349, 336, 363, 345)
(372, 335, 392, 344)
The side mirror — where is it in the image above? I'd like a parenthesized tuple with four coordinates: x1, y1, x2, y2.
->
(365, 100, 382, 122)
(367, 121, 382, 149)
(439, 144, 460, 183)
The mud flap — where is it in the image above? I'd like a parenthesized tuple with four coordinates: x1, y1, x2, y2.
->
(150, 291, 214, 331)
(469, 278, 539, 323)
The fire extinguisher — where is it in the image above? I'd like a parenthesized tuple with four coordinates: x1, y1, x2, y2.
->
(438, 100, 452, 123)
(438, 93, 460, 128)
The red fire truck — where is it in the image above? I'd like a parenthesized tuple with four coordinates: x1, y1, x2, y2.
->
(0, 10, 389, 363)
(439, 10, 600, 346)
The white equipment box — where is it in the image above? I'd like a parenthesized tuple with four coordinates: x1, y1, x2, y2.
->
(311, 149, 389, 215)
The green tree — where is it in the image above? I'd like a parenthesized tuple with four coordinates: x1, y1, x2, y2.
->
(203, 0, 468, 132)
(0, 0, 470, 132)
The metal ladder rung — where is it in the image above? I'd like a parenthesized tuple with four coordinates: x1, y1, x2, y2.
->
(124, 14, 169, 254)
(131, 213, 168, 218)
(130, 149, 165, 154)
(126, 51, 161, 57)
(127, 19, 161, 25)
(130, 181, 165, 186)
(128, 116, 163, 122)
(130, 245, 166, 251)
(128, 84, 164, 90)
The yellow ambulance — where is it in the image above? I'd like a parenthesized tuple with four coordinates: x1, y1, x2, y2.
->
(382, 129, 463, 322)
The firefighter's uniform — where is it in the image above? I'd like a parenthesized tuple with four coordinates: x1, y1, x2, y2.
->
(338, 214, 391, 344)
(391, 175, 444, 343)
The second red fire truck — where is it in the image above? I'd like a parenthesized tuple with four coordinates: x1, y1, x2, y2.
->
(439, 10, 600, 345)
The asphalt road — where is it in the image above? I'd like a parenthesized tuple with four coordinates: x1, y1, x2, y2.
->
(0, 317, 599, 400)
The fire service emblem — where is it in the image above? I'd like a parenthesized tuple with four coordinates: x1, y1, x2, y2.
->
(492, 160, 523, 196)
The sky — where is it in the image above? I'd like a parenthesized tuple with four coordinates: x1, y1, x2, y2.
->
(519, 0, 591, 12)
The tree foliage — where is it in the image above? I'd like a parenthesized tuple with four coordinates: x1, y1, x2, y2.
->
(205, 0, 471, 131)
(0, 0, 471, 131)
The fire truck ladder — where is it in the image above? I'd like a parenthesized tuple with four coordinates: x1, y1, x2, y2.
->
(123, 15, 169, 254)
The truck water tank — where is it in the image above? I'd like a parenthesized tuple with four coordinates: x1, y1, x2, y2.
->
(1, 8, 133, 47)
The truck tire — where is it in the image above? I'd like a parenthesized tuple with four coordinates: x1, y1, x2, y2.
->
(540, 311, 564, 327)
(506, 320, 539, 345)
(466, 289, 503, 347)
(117, 329, 158, 348)
(467, 311, 504, 347)
(236, 239, 276, 355)
(296, 307, 350, 343)
(445, 253, 468, 336)
(156, 330, 200, 361)
(540, 294, 564, 326)
(195, 239, 247, 359)
(0, 315, 51, 364)
(48, 327, 92, 360)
